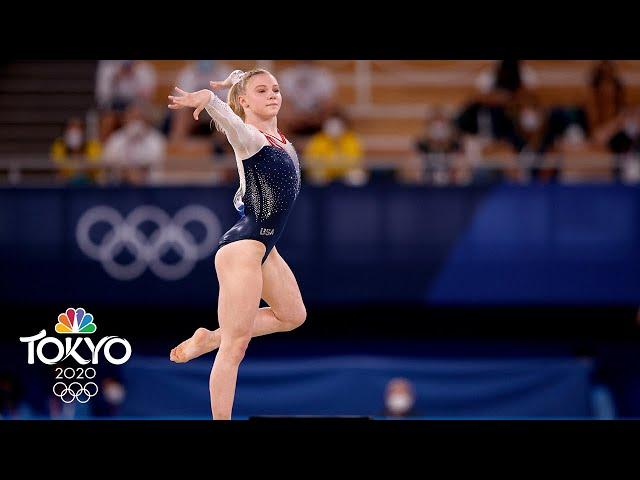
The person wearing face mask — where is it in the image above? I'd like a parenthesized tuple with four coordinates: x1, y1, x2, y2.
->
(102, 103, 167, 185)
(414, 111, 460, 185)
(511, 99, 551, 180)
(417, 116, 458, 153)
(303, 111, 366, 185)
(51, 117, 102, 184)
(381, 377, 421, 419)
(518, 107, 544, 145)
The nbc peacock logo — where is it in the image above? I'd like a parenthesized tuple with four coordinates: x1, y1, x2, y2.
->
(55, 308, 97, 334)
(20, 307, 131, 366)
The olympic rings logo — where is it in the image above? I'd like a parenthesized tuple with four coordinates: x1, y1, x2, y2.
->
(53, 381, 99, 404)
(76, 205, 221, 281)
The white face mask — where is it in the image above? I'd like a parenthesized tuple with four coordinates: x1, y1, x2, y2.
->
(428, 120, 452, 141)
(126, 120, 146, 137)
(563, 124, 586, 145)
(103, 382, 126, 405)
(64, 129, 84, 150)
(520, 109, 541, 132)
(323, 118, 345, 138)
(386, 393, 414, 414)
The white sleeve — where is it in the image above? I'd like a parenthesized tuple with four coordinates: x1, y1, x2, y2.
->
(204, 90, 265, 160)
(102, 134, 124, 165)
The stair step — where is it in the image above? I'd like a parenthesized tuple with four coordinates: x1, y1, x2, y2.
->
(0, 125, 64, 140)
(0, 93, 93, 109)
(0, 142, 54, 154)
(2, 61, 97, 77)
(0, 78, 94, 93)
(0, 61, 98, 155)
(0, 109, 89, 124)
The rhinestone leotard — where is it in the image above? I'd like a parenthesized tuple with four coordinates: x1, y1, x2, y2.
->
(204, 91, 301, 263)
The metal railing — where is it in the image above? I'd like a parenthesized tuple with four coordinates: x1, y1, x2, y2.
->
(0, 152, 638, 186)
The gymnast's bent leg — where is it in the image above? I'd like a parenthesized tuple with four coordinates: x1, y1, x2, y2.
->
(170, 246, 306, 363)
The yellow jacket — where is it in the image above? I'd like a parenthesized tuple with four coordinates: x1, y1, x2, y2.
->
(303, 132, 363, 182)
(51, 138, 102, 181)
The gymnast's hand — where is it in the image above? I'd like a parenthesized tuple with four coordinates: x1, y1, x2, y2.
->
(209, 70, 242, 91)
(167, 87, 211, 121)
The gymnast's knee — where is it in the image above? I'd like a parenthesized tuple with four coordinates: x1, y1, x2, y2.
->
(281, 303, 307, 331)
(219, 334, 252, 364)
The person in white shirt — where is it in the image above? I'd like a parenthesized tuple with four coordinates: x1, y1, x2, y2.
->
(102, 103, 166, 185)
(96, 60, 157, 111)
(278, 60, 337, 136)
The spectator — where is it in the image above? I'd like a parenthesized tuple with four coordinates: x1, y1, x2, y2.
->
(95, 60, 158, 141)
(303, 111, 366, 185)
(168, 60, 233, 140)
(381, 378, 421, 419)
(510, 94, 552, 180)
(96, 60, 157, 112)
(416, 109, 460, 154)
(456, 61, 532, 155)
(102, 103, 167, 185)
(455, 99, 523, 184)
(588, 60, 626, 132)
(50, 117, 102, 184)
(537, 101, 590, 158)
(278, 60, 337, 138)
(548, 111, 598, 183)
(414, 108, 460, 185)
(513, 94, 547, 152)
(600, 106, 640, 183)
(553, 120, 591, 153)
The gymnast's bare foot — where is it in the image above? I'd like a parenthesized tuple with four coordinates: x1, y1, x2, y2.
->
(170, 328, 218, 363)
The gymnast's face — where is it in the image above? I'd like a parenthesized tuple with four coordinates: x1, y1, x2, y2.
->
(240, 73, 282, 119)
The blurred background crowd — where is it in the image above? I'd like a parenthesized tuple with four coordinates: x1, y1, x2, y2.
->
(1, 59, 639, 187)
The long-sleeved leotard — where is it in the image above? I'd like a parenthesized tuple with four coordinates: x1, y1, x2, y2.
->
(204, 89, 301, 264)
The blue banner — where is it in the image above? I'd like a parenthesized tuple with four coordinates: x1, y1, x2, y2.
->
(117, 355, 593, 419)
(2, 183, 640, 306)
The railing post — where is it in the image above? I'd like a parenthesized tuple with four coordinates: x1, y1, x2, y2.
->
(355, 60, 371, 105)
(9, 161, 20, 185)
